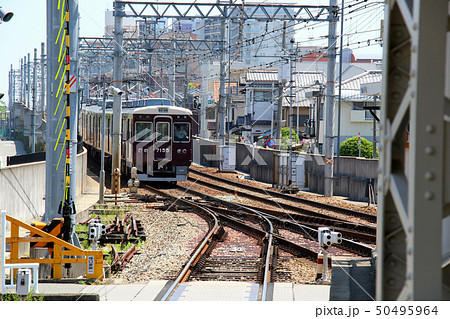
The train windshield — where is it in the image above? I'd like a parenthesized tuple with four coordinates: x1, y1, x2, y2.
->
(135, 122, 153, 141)
(145, 99, 171, 106)
(174, 123, 190, 142)
(156, 122, 170, 142)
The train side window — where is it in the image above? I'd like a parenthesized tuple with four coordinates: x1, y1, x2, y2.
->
(123, 118, 127, 140)
(156, 122, 170, 142)
(135, 122, 153, 141)
(174, 123, 190, 142)
(128, 119, 132, 141)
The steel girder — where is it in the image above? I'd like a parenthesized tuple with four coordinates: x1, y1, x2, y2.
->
(80, 37, 223, 54)
(378, 0, 450, 300)
(114, 1, 337, 22)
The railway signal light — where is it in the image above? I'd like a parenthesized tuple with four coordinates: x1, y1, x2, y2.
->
(318, 227, 342, 247)
(88, 226, 97, 240)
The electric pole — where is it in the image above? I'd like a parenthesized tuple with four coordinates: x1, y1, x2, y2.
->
(324, 0, 338, 197)
(275, 22, 287, 150)
(40, 42, 46, 115)
(111, 1, 124, 193)
(32, 48, 37, 153)
(218, 0, 227, 170)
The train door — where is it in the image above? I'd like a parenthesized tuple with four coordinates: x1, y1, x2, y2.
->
(153, 116, 172, 170)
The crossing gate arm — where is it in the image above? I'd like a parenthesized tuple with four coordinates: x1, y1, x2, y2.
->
(2, 211, 103, 281)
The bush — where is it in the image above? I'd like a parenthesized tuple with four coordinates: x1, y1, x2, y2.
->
(280, 127, 299, 150)
(339, 136, 378, 159)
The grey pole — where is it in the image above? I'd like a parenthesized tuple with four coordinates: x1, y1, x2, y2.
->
(112, 1, 124, 192)
(44, 0, 66, 220)
(99, 83, 106, 204)
(69, 0, 79, 206)
(40, 42, 46, 115)
(10, 65, 14, 105)
(21, 55, 27, 104)
(288, 54, 293, 185)
(27, 53, 31, 107)
(169, 43, 176, 105)
(372, 96, 377, 159)
(217, 1, 227, 170)
(336, 0, 344, 176)
(323, 0, 338, 197)
(19, 59, 23, 103)
(32, 48, 37, 153)
(275, 22, 287, 150)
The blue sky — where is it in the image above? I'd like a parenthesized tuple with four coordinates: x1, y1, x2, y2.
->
(0, 0, 111, 104)
(0, 0, 383, 106)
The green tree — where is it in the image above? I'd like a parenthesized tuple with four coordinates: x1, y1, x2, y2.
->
(339, 136, 378, 159)
(280, 127, 299, 150)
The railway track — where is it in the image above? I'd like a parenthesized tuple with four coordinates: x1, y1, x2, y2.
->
(188, 167, 377, 225)
(175, 184, 374, 257)
(181, 171, 377, 241)
(142, 184, 274, 300)
(131, 176, 376, 300)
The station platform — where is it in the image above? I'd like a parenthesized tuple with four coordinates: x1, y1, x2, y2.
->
(34, 256, 375, 301)
(36, 280, 331, 301)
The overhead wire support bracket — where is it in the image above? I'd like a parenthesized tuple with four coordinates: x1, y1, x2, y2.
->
(114, 1, 338, 22)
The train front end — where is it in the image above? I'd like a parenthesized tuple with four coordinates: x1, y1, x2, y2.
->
(131, 105, 193, 182)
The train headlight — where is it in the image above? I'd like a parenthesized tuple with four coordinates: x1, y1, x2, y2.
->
(177, 149, 181, 153)
(182, 149, 187, 154)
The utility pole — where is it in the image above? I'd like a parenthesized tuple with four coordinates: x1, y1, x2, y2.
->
(99, 83, 106, 204)
(372, 96, 377, 159)
(275, 22, 287, 150)
(32, 48, 37, 153)
(40, 42, 46, 115)
(323, 0, 338, 197)
(184, 57, 188, 108)
(27, 53, 31, 107)
(20, 58, 23, 103)
(112, 1, 124, 192)
(288, 52, 294, 184)
(336, 0, 344, 176)
(169, 42, 176, 104)
(217, 0, 227, 170)
(23, 56, 26, 104)
(69, 0, 80, 207)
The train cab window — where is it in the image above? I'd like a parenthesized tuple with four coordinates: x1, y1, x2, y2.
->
(174, 123, 190, 142)
(135, 122, 153, 141)
(156, 122, 170, 142)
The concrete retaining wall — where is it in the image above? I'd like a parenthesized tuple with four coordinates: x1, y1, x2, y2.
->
(0, 148, 88, 223)
(304, 154, 378, 202)
(193, 137, 378, 201)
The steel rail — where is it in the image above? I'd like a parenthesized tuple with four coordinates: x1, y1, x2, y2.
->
(189, 167, 377, 223)
(213, 207, 273, 301)
(201, 202, 374, 257)
(142, 185, 220, 301)
(177, 185, 374, 257)
(186, 174, 377, 235)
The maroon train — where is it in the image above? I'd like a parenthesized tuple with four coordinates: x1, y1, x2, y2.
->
(80, 98, 193, 182)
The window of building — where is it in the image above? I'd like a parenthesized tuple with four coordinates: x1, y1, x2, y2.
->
(254, 91, 272, 102)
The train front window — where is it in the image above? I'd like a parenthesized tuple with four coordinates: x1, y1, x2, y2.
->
(174, 123, 189, 142)
(135, 122, 153, 141)
(156, 122, 170, 142)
